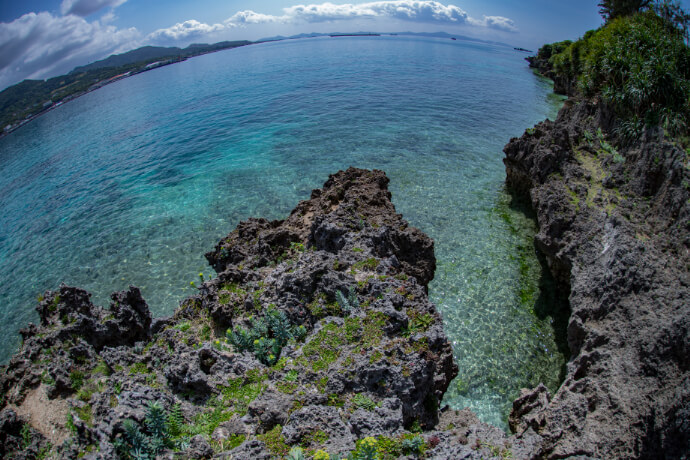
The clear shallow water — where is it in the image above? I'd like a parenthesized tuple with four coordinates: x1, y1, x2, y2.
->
(0, 36, 565, 429)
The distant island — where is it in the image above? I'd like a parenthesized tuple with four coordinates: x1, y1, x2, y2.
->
(0, 31, 516, 139)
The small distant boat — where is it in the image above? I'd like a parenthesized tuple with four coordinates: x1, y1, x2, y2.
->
(514, 47, 532, 53)
(451, 37, 457, 40)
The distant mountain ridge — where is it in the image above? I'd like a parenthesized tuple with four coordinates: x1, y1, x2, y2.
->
(1, 31, 515, 138)
(71, 41, 251, 74)
(0, 40, 251, 137)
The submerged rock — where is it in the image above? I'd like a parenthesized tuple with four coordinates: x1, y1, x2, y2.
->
(0, 168, 468, 459)
(3, 139, 683, 458)
(504, 98, 690, 458)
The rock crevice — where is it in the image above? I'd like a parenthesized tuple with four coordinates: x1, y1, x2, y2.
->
(504, 97, 690, 458)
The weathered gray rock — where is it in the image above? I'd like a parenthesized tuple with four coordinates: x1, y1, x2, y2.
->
(504, 98, 690, 458)
(350, 397, 404, 437)
(0, 168, 459, 459)
(283, 405, 355, 454)
(222, 439, 272, 459)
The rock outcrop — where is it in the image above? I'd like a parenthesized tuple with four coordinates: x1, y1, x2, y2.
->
(1, 168, 510, 459)
(504, 98, 690, 458)
(526, 55, 576, 97)
(2, 107, 687, 459)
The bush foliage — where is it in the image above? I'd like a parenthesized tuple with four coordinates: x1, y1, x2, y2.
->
(542, 8, 690, 139)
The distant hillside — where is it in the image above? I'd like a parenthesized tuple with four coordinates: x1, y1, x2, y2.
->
(71, 41, 251, 74)
(70, 46, 185, 73)
(0, 40, 251, 136)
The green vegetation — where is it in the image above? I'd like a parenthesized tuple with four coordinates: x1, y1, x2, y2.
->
(352, 393, 377, 411)
(220, 375, 266, 416)
(113, 401, 188, 459)
(307, 293, 342, 318)
(73, 404, 93, 427)
(0, 41, 250, 135)
(226, 306, 306, 366)
(69, 370, 86, 390)
(400, 435, 426, 456)
(361, 311, 386, 348)
(336, 286, 360, 313)
(598, 0, 653, 21)
(302, 322, 345, 371)
(218, 282, 248, 305)
(174, 321, 191, 332)
(290, 241, 306, 252)
(352, 258, 379, 271)
(406, 310, 434, 334)
(128, 362, 150, 375)
(301, 428, 329, 446)
(20, 423, 31, 449)
(92, 361, 111, 376)
(352, 437, 379, 460)
(345, 434, 427, 460)
(540, 3, 690, 141)
(313, 449, 330, 460)
(257, 425, 290, 458)
(287, 446, 307, 460)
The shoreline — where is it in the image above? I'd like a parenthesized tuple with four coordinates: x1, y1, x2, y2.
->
(2, 29, 684, 456)
(0, 31, 521, 142)
(0, 48, 243, 141)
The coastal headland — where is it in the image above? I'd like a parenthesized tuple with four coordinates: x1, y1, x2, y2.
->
(2, 10, 689, 458)
(0, 168, 518, 459)
(2, 128, 687, 458)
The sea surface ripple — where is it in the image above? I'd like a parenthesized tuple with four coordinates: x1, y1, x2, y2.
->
(0, 36, 565, 429)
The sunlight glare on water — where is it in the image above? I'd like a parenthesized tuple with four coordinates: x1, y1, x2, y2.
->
(0, 36, 566, 429)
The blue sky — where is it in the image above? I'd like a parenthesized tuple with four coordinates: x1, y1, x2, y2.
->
(0, 0, 624, 91)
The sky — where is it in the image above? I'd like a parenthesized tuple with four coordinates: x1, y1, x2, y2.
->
(0, 0, 612, 92)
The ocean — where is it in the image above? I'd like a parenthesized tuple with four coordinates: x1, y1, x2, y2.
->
(0, 35, 565, 429)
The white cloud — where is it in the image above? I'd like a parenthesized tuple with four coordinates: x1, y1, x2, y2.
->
(480, 15, 517, 32)
(0, 12, 139, 90)
(221, 1, 474, 26)
(148, 20, 224, 42)
(225, 11, 282, 26)
(150, 1, 517, 44)
(100, 11, 116, 24)
(281, 1, 471, 24)
(60, 0, 128, 17)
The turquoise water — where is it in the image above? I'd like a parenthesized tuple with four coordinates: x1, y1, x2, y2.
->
(0, 36, 565, 429)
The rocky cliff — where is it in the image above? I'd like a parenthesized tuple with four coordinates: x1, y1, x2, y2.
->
(0, 168, 533, 460)
(2, 102, 688, 458)
(504, 97, 690, 458)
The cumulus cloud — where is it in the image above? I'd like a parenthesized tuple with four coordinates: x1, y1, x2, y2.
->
(220, 1, 474, 27)
(60, 0, 127, 17)
(280, 1, 471, 24)
(148, 19, 224, 42)
(0, 12, 139, 90)
(479, 15, 517, 32)
(150, 1, 517, 43)
(225, 11, 282, 26)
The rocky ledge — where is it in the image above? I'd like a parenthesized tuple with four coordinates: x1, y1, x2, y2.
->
(0, 168, 534, 460)
(504, 98, 690, 458)
(5, 127, 686, 459)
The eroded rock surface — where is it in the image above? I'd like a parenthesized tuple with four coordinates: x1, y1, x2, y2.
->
(4, 141, 684, 459)
(504, 98, 690, 458)
(0, 168, 478, 459)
